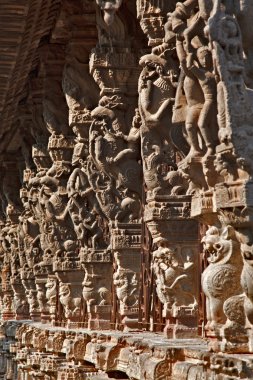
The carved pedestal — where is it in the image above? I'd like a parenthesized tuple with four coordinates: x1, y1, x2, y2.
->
(111, 223, 141, 331)
(54, 260, 84, 328)
(80, 248, 112, 330)
(21, 270, 40, 322)
(2, 267, 15, 321)
(145, 194, 200, 338)
(45, 275, 58, 325)
(10, 276, 29, 320)
(33, 263, 53, 323)
(35, 275, 50, 324)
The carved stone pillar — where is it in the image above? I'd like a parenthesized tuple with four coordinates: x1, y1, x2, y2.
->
(0, 159, 23, 321)
(178, 0, 253, 353)
(111, 222, 141, 330)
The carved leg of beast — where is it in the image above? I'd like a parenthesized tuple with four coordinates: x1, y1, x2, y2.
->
(205, 297, 211, 330)
(241, 262, 253, 325)
(218, 295, 248, 352)
(206, 296, 225, 332)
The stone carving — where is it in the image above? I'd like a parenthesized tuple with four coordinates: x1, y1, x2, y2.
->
(96, 0, 123, 26)
(1, 0, 253, 377)
(58, 282, 81, 320)
(202, 225, 242, 332)
(81, 249, 112, 329)
(139, 52, 179, 195)
(45, 275, 57, 322)
(90, 106, 142, 219)
(114, 269, 138, 309)
(151, 237, 198, 337)
(152, 239, 196, 315)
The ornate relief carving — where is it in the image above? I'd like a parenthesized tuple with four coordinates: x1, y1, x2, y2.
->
(202, 225, 243, 335)
(1, 0, 253, 377)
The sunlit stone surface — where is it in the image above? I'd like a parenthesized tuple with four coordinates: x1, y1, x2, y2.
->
(0, 0, 253, 378)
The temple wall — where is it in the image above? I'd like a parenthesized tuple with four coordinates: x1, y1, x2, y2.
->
(0, 0, 253, 378)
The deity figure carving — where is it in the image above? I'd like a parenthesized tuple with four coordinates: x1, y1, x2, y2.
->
(185, 46, 218, 159)
(67, 165, 104, 249)
(2, 293, 13, 314)
(207, 2, 253, 181)
(86, 159, 139, 224)
(171, 3, 219, 164)
(39, 175, 75, 249)
(13, 290, 29, 319)
(109, 108, 141, 164)
(90, 106, 142, 196)
(18, 190, 40, 268)
(138, 53, 177, 130)
(36, 281, 48, 316)
(138, 50, 189, 195)
(26, 289, 40, 316)
(236, 0, 253, 88)
(89, 107, 142, 222)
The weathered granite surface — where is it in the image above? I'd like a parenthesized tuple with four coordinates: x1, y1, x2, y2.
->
(0, 0, 253, 378)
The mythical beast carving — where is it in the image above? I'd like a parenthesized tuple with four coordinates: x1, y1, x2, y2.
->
(202, 225, 243, 331)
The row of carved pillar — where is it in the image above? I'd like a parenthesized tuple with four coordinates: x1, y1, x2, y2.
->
(0, 0, 253, 358)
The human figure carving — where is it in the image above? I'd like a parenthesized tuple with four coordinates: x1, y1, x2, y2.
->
(175, 39, 204, 158)
(89, 107, 142, 222)
(108, 108, 141, 164)
(138, 54, 176, 130)
(90, 106, 142, 197)
(186, 46, 218, 158)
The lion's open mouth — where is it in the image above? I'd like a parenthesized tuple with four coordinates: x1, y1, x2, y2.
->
(204, 247, 220, 262)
